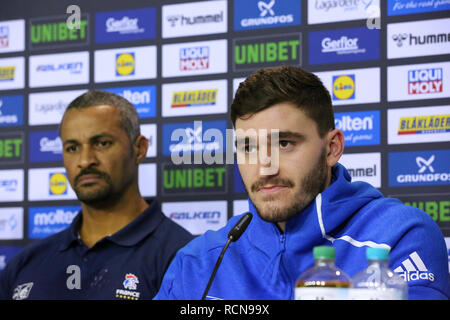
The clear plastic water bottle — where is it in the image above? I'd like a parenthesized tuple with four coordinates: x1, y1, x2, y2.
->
(350, 247, 408, 300)
(295, 246, 351, 300)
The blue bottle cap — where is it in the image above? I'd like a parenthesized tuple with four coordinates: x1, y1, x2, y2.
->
(366, 247, 390, 261)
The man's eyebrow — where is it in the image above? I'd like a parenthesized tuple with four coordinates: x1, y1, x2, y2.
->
(277, 131, 305, 140)
(63, 133, 115, 146)
(234, 130, 305, 146)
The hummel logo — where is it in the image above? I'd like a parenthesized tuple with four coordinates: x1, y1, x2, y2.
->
(394, 251, 435, 282)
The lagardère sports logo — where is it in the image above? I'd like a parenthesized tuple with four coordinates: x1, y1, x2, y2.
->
(233, 33, 301, 72)
(389, 150, 450, 186)
(234, 0, 300, 30)
(309, 0, 380, 24)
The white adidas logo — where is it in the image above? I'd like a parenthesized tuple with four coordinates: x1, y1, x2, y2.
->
(394, 251, 435, 282)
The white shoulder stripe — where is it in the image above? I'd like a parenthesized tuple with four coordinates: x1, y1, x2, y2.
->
(315, 194, 391, 250)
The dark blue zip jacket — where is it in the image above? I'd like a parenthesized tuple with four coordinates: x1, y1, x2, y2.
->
(154, 164, 450, 300)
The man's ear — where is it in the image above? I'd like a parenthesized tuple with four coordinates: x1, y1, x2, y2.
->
(325, 129, 345, 167)
(134, 135, 149, 164)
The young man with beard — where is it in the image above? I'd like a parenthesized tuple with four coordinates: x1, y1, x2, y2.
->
(0, 90, 193, 300)
(154, 65, 449, 300)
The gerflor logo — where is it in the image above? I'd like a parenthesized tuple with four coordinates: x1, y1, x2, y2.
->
(394, 251, 435, 282)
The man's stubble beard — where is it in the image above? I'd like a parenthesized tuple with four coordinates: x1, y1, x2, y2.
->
(249, 149, 329, 224)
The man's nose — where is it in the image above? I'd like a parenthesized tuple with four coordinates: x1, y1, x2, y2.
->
(78, 146, 98, 168)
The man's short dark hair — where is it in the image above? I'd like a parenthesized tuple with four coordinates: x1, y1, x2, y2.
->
(231, 65, 334, 137)
(60, 90, 140, 143)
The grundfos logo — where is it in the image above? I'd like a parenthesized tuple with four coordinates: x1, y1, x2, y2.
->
(389, 150, 450, 186)
(235, 0, 299, 30)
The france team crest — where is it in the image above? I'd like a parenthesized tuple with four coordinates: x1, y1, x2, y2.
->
(123, 273, 139, 290)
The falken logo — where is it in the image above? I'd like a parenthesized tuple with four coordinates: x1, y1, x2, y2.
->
(394, 251, 435, 282)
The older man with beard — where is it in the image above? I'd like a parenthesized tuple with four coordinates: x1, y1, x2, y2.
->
(154, 65, 449, 300)
(0, 90, 193, 300)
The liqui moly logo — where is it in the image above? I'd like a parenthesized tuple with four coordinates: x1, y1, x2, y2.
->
(408, 68, 443, 95)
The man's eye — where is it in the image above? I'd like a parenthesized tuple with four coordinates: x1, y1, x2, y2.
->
(65, 145, 78, 153)
(97, 140, 111, 148)
(279, 140, 292, 149)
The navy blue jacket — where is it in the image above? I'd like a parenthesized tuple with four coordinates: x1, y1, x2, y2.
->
(154, 164, 450, 300)
(0, 200, 193, 300)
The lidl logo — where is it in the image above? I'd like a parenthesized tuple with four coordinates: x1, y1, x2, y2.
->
(332, 74, 355, 100)
(49, 172, 68, 195)
(116, 52, 135, 76)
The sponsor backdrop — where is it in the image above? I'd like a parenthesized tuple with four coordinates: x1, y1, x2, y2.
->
(0, 0, 449, 274)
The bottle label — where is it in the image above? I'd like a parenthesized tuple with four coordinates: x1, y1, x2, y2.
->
(348, 288, 406, 300)
(295, 288, 349, 300)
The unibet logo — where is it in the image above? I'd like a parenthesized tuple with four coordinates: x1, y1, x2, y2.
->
(162, 164, 226, 194)
(233, 33, 301, 71)
(405, 200, 449, 223)
(116, 53, 135, 76)
(49, 173, 68, 195)
(30, 15, 89, 49)
(0, 136, 23, 163)
(332, 74, 355, 100)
